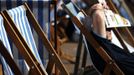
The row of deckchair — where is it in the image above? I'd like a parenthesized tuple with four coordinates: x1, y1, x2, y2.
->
(1, 1, 133, 75)
(0, 3, 69, 75)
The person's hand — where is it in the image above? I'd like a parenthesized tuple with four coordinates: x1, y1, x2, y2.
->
(106, 31, 112, 40)
(89, 3, 103, 16)
(101, 2, 109, 9)
(88, 2, 109, 16)
(91, 3, 104, 10)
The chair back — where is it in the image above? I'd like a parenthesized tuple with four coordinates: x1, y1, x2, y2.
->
(8, 5, 42, 65)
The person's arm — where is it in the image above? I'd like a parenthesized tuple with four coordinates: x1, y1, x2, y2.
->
(90, 3, 107, 38)
(88, 3, 112, 40)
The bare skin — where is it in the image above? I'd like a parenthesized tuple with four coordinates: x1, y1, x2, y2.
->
(92, 9, 107, 38)
(89, 3, 112, 40)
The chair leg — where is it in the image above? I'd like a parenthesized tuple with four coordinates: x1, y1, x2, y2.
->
(0, 64, 3, 75)
(73, 34, 83, 75)
(81, 46, 87, 68)
(103, 63, 112, 75)
(46, 56, 55, 75)
(28, 67, 40, 75)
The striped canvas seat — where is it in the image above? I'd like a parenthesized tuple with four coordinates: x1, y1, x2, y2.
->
(0, 15, 13, 75)
(7, 5, 47, 75)
(7, 5, 49, 75)
(8, 5, 42, 65)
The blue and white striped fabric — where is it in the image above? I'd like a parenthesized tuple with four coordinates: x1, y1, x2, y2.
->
(0, 1, 50, 64)
(0, 15, 13, 75)
(8, 5, 43, 65)
(8, 5, 48, 74)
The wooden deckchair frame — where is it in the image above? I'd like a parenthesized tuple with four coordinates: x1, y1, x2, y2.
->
(1, 3, 69, 75)
(0, 40, 22, 75)
(62, 3, 124, 75)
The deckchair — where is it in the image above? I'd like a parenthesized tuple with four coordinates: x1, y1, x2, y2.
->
(1, 3, 69, 75)
(0, 15, 22, 75)
(1, 12, 47, 75)
(0, 1, 50, 71)
(62, 2, 124, 75)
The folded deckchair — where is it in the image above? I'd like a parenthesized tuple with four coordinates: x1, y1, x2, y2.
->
(1, 3, 69, 75)
(0, 15, 22, 75)
(62, 2, 125, 75)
